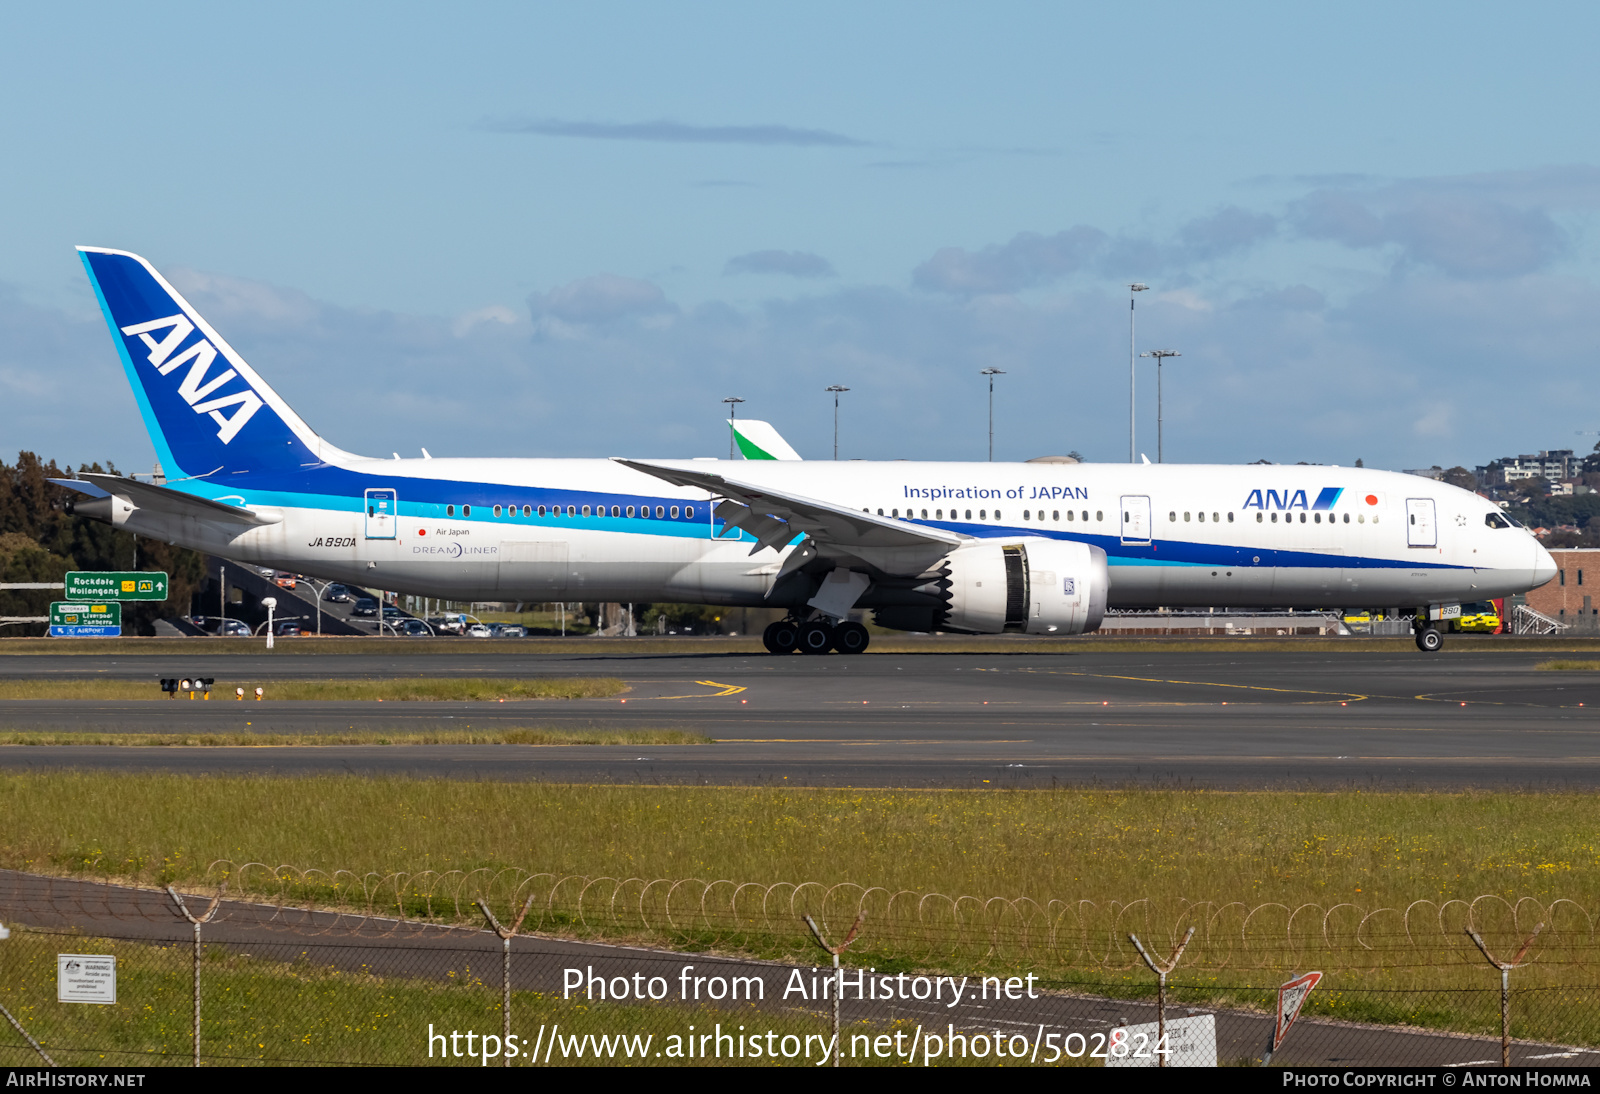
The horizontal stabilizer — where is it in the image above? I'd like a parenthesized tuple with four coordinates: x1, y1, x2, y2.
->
(55, 474, 280, 527)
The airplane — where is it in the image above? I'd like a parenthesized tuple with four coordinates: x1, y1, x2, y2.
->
(58, 247, 1555, 655)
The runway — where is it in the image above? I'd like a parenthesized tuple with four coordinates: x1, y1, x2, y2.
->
(1, 645, 1597, 788)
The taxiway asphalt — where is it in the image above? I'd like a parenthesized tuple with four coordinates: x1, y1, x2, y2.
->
(0, 645, 1595, 788)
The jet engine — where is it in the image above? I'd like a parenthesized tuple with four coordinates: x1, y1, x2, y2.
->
(875, 538, 1109, 635)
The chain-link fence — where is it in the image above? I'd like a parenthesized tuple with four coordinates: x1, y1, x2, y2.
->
(4, 869, 1600, 1067)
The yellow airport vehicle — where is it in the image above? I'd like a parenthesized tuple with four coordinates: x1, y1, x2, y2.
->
(1450, 600, 1503, 633)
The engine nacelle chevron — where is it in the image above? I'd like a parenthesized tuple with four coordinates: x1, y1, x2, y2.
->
(881, 538, 1108, 635)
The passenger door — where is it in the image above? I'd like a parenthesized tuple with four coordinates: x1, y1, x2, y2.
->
(1406, 498, 1437, 548)
(364, 489, 397, 539)
(1120, 495, 1151, 545)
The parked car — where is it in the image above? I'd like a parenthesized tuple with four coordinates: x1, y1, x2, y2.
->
(489, 623, 527, 638)
(352, 598, 378, 617)
(275, 621, 302, 637)
(398, 619, 432, 637)
(324, 584, 353, 603)
(215, 619, 251, 637)
(465, 623, 493, 638)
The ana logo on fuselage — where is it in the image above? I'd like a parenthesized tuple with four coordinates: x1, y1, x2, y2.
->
(1242, 487, 1344, 512)
(119, 315, 263, 444)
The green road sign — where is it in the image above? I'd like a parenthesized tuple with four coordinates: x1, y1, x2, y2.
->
(50, 602, 122, 626)
(64, 571, 168, 601)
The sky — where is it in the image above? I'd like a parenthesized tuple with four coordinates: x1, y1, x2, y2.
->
(4, 2, 1600, 472)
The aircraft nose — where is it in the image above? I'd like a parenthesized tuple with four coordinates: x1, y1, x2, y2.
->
(1532, 540, 1557, 588)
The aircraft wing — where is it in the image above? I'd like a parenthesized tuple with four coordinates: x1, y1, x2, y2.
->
(53, 474, 281, 527)
(614, 458, 962, 576)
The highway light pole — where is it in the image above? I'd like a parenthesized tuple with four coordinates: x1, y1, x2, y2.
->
(722, 396, 745, 459)
(1140, 350, 1181, 463)
(1129, 283, 1148, 463)
(826, 385, 849, 459)
(981, 368, 1005, 461)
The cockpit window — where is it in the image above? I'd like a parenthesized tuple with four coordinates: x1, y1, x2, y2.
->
(1485, 512, 1512, 529)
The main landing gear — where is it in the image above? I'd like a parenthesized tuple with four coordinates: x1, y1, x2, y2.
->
(1414, 623, 1443, 653)
(762, 618, 870, 655)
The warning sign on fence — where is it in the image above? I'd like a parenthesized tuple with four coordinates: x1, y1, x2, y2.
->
(57, 953, 116, 1004)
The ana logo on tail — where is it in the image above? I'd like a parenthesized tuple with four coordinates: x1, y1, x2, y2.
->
(119, 315, 263, 444)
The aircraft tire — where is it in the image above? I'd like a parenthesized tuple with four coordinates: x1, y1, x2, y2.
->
(834, 621, 870, 655)
(1415, 627, 1443, 653)
(763, 620, 801, 654)
(798, 621, 835, 655)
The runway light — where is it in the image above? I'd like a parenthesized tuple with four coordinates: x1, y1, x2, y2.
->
(1461, 702, 1466, 707)
(741, 699, 747, 704)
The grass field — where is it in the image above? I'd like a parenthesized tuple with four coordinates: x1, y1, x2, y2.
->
(1536, 660, 1600, 671)
(5, 776, 1600, 1050)
(0, 677, 624, 701)
(4, 775, 1595, 912)
(0, 728, 708, 747)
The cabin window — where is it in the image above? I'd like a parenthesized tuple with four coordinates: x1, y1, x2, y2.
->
(626, 505, 635, 517)
(581, 505, 591, 517)
(980, 510, 987, 520)
(1184, 512, 1191, 522)
(656, 506, 665, 518)
(892, 508, 899, 517)
(1343, 513, 1350, 523)
(1313, 513, 1321, 523)
(1358, 514, 1365, 523)
(494, 505, 502, 517)
(965, 509, 973, 519)
(685, 506, 694, 519)
(1197, 512, 1205, 522)
(1270, 513, 1278, 523)
(446, 505, 455, 517)
(670, 506, 680, 519)
(995, 510, 1002, 519)
(538, 505, 546, 517)
(1023, 510, 1030, 521)
(1095, 511, 1102, 521)
(922, 509, 928, 518)
(522, 505, 530, 517)
(463, 504, 471, 517)
(1170, 511, 1177, 522)
(566, 505, 575, 517)
(1226, 512, 1233, 522)
(1053, 510, 1060, 521)
(1300, 512, 1307, 523)
(1066, 510, 1074, 521)
(936, 509, 943, 519)
(878, 508, 884, 515)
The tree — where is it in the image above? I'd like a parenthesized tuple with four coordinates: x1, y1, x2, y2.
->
(0, 453, 208, 636)
(1442, 466, 1477, 491)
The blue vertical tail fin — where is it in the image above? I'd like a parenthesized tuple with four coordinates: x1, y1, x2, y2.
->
(78, 247, 357, 479)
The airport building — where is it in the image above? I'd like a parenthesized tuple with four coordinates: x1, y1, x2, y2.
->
(1524, 547, 1600, 630)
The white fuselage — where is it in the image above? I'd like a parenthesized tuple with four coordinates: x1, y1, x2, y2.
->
(135, 457, 1554, 612)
